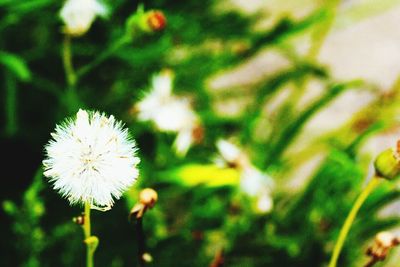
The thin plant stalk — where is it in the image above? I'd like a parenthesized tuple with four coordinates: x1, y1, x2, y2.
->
(84, 202, 94, 267)
(5, 71, 17, 136)
(308, 0, 340, 59)
(76, 35, 131, 80)
(136, 216, 145, 267)
(62, 35, 77, 87)
(328, 175, 381, 267)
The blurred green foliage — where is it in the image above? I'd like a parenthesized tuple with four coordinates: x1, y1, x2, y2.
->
(2, 0, 400, 267)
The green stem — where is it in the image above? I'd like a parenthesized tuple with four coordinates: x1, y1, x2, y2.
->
(4, 71, 17, 136)
(84, 202, 94, 267)
(288, 0, 340, 117)
(264, 81, 349, 166)
(76, 35, 131, 80)
(309, 0, 340, 59)
(328, 176, 381, 267)
(62, 35, 77, 87)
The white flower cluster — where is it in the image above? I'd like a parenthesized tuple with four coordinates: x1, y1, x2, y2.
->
(60, 0, 107, 36)
(135, 69, 201, 157)
(43, 109, 140, 211)
(216, 139, 274, 213)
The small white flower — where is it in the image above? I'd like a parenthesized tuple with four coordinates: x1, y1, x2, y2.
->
(216, 139, 242, 164)
(215, 139, 274, 213)
(60, 0, 107, 36)
(241, 166, 274, 213)
(151, 99, 198, 133)
(43, 109, 140, 210)
(136, 70, 200, 156)
(173, 129, 194, 157)
(256, 193, 273, 213)
(240, 166, 273, 197)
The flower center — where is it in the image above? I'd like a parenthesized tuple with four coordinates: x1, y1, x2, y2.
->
(80, 146, 98, 171)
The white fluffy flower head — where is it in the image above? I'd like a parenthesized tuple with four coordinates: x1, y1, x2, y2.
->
(43, 109, 140, 211)
(60, 0, 107, 36)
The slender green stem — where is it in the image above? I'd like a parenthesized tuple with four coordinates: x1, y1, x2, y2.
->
(62, 35, 77, 87)
(4, 71, 17, 136)
(286, 0, 339, 110)
(136, 217, 145, 267)
(264, 81, 350, 166)
(84, 202, 93, 267)
(76, 35, 131, 80)
(309, 0, 340, 59)
(328, 176, 381, 267)
(287, 0, 340, 117)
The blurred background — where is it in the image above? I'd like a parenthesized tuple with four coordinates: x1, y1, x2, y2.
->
(2, 0, 400, 266)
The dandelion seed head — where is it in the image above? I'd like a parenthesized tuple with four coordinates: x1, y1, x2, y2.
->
(43, 109, 140, 210)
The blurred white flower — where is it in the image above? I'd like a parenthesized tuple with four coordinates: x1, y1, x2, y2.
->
(241, 166, 274, 213)
(136, 70, 201, 156)
(60, 0, 107, 36)
(256, 193, 273, 213)
(43, 109, 140, 211)
(216, 139, 242, 164)
(216, 139, 274, 213)
(173, 129, 195, 157)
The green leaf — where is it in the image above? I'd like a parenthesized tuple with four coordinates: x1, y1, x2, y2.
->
(264, 80, 364, 165)
(159, 164, 240, 187)
(8, 0, 53, 13)
(0, 0, 14, 8)
(0, 51, 31, 81)
(337, 0, 400, 30)
(2, 200, 17, 215)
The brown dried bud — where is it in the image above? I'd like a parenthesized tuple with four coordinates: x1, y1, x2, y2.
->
(147, 11, 166, 32)
(139, 188, 158, 208)
(129, 203, 146, 220)
(192, 124, 204, 144)
(73, 214, 84, 225)
(365, 231, 400, 265)
(376, 231, 395, 248)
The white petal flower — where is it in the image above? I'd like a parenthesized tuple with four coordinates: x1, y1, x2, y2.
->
(240, 166, 274, 197)
(136, 70, 200, 156)
(241, 167, 274, 214)
(60, 0, 107, 36)
(216, 139, 242, 164)
(215, 139, 275, 213)
(151, 69, 173, 97)
(43, 109, 140, 210)
(256, 193, 273, 213)
(173, 129, 194, 157)
(152, 99, 197, 132)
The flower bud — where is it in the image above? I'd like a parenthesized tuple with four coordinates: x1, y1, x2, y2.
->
(374, 148, 400, 180)
(139, 188, 158, 208)
(73, 214, 85, 225)
(146, 11, 166, 32)
(126, 7, 166, 39)
(376, 231, 395, 248)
